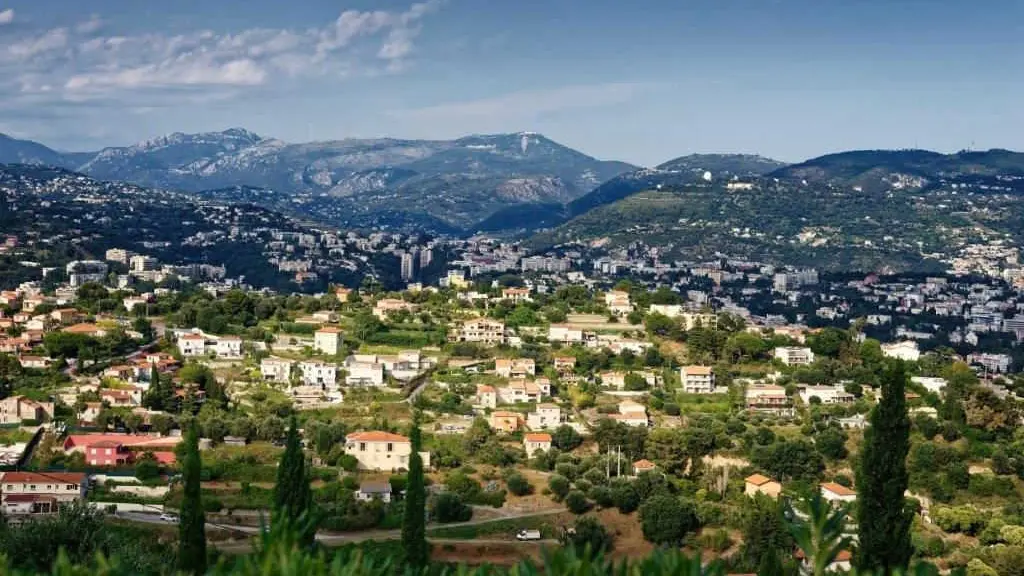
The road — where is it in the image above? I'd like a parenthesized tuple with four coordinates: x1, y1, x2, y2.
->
(117, 507, 566, 553)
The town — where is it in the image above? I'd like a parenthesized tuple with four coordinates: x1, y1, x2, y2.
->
(0, 238, 1023, 574)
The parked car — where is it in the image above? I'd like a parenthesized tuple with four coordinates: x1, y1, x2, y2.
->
(516, 529, 541, 541)
(159, 514, 178, 523)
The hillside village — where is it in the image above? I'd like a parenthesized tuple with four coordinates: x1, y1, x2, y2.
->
(1, 248, 1024, 573)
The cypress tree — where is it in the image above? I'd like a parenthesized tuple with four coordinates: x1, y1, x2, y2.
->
(178, 421, 207, 574)
(273, 415, 313, 544)
(856, 361, 913, 572)
(402, 415, 429, 568)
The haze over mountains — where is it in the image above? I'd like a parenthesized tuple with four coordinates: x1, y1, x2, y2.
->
(2, 128, 1024, 252)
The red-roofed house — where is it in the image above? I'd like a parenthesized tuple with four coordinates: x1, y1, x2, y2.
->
(820, 482, 857, 504)
(745, 474, 782, 498)
(1, 472, 87, 515)
(523, 433, 552, 457)
(632, 459, 657, 476)
(344, 431, 431, 471)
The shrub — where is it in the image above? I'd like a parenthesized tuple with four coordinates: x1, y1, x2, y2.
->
(565, 490, 591, 515)
(640, 495, 699, 546)
(561, 516, 613, 555)
(548, 475, 571, 500)
(431, 493, 472, 524)
(589, 486, 614, 508)
(505, 472, 533, 496)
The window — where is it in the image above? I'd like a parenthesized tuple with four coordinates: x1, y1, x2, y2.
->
(29, 485, 36, 490)
(386, 443, 393, 452)
(359, 442, 366, 451)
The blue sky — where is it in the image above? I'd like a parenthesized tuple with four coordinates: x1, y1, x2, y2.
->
(0, 0, 1021, 165)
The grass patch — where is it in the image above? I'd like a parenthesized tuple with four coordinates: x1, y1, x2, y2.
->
(427, 514, 562, 540)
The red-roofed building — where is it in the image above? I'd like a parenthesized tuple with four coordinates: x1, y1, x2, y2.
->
(1, 471, 87, 515)
(344, 431, 430, 471)
(523, 433, 552, 457)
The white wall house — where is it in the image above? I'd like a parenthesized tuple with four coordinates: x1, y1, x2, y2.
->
(260, 358, 293, 383)
(344, 431, 431, 471)
(314, 327, 342, 356)
(773, 346, 815, 366)
(680, 366, 716, 394)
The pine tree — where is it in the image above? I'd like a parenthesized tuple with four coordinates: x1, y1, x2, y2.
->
(178, 421, 207, 574)
(273, 415, 313, 544)
(856, 361, 913, 572)
(402, 415, 429, 568)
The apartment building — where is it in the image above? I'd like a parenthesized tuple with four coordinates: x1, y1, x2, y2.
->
(680, 365, 716, 394)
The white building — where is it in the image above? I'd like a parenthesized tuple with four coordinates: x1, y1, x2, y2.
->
(314, 327, 342, 356)
(344, 431, 430, 471)
(548, 325, 584, 344)
(300, 361, 337, 389)
(214, 336, 243, 358)
(820, 482, 857, 504)
(260, 358, 293, 383)
(680, 366, 716, 394)
(453, 318, 507, 345)
(526, 404, 561, 430)
(773, 346, 815, 366)
(881, 341, 920, 362)
(177, 334, 207, 357)
(523, 433, 552, 457)
(798, 385, 854, 405)
(345, 357, 386, 387)
(910, 376, 948, 395)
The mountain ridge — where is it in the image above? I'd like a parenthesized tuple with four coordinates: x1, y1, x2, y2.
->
(0, 128, 637, 234)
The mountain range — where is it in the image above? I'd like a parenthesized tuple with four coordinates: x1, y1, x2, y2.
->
(0, 129, 637, 233)
(4, 128, 1024, 273)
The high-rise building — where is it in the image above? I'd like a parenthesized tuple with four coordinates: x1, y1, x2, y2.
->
(400, 252, 416, 281)
(419, 248, 433, 269)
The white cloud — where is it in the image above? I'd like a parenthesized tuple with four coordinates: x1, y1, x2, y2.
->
(0, 1, 440, 100)
(0, 9, 13, 25)
(75, 15, 103, 34)
(7, 28, 69, 59)
(389, 83, 648, 123)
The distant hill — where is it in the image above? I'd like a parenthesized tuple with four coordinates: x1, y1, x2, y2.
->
(526, 158, 1024, 273)
(0, 134, 69, 167)
(0, 130, 636, 234)
(769, 148, 1024, 192)
(0, 165, 392, 291)
(566, 154, 786, 220)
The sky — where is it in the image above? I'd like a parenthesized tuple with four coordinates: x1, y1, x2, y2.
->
(0, 0, 1021, 166)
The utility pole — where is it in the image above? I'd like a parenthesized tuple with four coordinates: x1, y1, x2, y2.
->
(616, 445, 621, 478)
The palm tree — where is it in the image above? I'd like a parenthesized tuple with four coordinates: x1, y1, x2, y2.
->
(786, 493, 852, 576)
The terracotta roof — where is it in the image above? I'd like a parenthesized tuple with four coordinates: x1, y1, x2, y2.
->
(492, 411, 521, 418)
(524, 433, 552, 442)
(1, 471, 86, 484)
(346, 431, 409, 443)
(179, 334, 205, 340)
(477, 385, 496, 393)
(682, 365, 713, 376)
(745, 474, 772, 486)
(63, 323, 100, 334)
(633, 459, 656, 469)
(64, 434, 179, 450)
(316, 327, 342, 334)
(820, 482, 857, 497)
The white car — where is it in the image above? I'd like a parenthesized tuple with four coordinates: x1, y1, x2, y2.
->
(515, 529, 541, 541)
(159, 514, 178, 523)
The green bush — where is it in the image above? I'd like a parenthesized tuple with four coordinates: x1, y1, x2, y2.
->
(430, 493, 472, 524)
(506, 472, 533, 496)
(565, 490, 591, 515)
